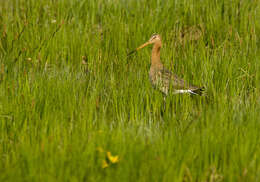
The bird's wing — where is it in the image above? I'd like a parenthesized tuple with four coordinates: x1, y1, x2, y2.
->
(162, 68, 200, 90)
(152, 68, 204, 95)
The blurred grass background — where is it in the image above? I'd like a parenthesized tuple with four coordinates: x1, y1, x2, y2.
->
(0, 0, 260, 181)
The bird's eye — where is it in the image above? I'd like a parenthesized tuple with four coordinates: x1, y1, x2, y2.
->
(151, 34, 157, 40)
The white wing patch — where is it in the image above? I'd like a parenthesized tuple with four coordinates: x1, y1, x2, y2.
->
(173, 89, 198, 95)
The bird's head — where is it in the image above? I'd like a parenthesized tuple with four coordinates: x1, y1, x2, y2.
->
(128, 34, 161, 56)
(148, 34, 161, 44)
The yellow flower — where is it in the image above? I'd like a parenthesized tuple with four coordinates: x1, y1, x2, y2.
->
(102, 160, 109, 168)
(107, 152, 119, 164)
(100, 151, 119, 168)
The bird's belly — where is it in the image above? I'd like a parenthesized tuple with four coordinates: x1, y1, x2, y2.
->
(149, 70, 169, 95)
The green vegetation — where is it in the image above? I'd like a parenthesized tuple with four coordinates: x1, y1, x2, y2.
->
(0, 0, 260, 181)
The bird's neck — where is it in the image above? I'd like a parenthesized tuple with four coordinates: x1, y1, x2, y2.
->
(151, 41, 163, 69)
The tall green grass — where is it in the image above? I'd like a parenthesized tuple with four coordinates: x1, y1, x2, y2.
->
(0, 0, 260, 181)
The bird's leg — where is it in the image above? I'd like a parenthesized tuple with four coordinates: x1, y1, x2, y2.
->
(160, 95, 167, 118)
(163, 96, 166, 112)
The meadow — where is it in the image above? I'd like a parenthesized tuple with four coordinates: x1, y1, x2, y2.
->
(0, 0, 260, 181)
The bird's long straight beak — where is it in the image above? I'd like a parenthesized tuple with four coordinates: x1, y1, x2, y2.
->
(136, 41, 150, 51)
(127, 41, 150, 56)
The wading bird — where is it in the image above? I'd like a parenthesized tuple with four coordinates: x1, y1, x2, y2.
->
(128, 34, 204, 96)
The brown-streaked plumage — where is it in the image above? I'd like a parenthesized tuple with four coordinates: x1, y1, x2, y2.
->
(128, 34, 204, 96)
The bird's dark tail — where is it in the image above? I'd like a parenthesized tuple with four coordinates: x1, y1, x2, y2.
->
(191, 87, 205, 96)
